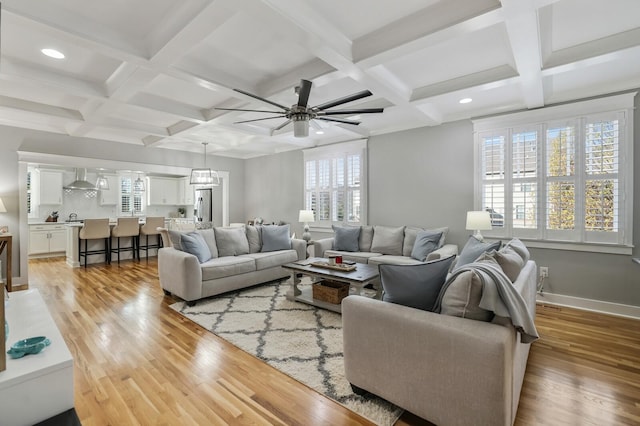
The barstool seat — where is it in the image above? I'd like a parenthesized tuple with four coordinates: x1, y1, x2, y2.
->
(110, 217, 140, 263)
(138, 216, 165, 259)
(79, 218, 111, 268)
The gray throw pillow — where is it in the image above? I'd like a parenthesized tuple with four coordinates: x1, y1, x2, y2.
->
(261, 224, 291, 252)
(503, 238, 530, 263)
(180, 232, 212, 263)
(168, 230, 185, 251)
(215, 227, 250, 256)
(380, 255, 456, 312)
(411, 230, 443, 261)
(246, 225, 262, 253)
(332, 225, 361, 252)
(370, 225, 405, 255)
(197, 229, 218, 258)
(455, 236, 501, 268)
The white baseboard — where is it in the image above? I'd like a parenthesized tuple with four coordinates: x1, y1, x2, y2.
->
(536, 292, 640, 320)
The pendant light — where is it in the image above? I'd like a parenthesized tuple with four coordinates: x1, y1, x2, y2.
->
(133, 173, 146, 193)
(190, 142, 220, 186)
(96, 174, 109, 190)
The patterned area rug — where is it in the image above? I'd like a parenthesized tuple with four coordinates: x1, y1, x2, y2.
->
(170, 280, 403, 425)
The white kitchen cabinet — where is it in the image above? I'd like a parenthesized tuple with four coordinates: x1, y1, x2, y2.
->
(39, 170, 63, 205)
(99, 174, 119, 205)
(178, 177, 195, 205)
(29, 224, 67, 256)
(148, 177, 179, 205)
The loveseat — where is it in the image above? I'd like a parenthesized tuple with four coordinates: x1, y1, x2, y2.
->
(313, 225, 458, 266)
(342, 238, 537, 426)
(157, 225, 306, 305)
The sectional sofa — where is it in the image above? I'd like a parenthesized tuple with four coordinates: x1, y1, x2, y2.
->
(157, 225, 306, 305)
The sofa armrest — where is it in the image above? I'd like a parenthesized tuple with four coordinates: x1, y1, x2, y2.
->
(342, 295, 515, 426)
(290, 238, 307, 261)
(158, 247, 203, 302)
(312, 238, 334, 258)
(425, 243, 458, 261)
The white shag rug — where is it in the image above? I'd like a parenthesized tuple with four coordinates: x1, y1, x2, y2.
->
(170, 280, 403, 426)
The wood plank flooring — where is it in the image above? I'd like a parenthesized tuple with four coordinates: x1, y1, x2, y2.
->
(24, 258, 640, 425)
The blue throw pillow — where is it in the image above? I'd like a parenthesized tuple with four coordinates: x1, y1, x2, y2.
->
(410, 230, 443, 261)
(380, 255, 456, 312)
(180, 232, 212, 263)
(456, 236, 501, 268)
(261, 224, 291, 252)
(332, 225, 361, 252)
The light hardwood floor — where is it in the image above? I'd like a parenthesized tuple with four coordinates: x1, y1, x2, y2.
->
(23, 257, 640, 425)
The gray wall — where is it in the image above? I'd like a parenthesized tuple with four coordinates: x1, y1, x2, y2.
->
(244, 94, 640, 308)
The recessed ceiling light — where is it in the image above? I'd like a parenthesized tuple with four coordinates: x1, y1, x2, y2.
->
(459, 98, 473, 104)
(315, 130, 325, 135)
(41, 48, 65, 59)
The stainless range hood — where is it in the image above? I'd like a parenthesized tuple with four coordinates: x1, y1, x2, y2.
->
(63, 168, 98, 190)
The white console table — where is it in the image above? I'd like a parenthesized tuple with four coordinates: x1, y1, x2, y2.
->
(0, 289, 74, 425)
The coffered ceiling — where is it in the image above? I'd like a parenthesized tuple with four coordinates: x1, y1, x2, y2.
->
(2, 0, 639, 158)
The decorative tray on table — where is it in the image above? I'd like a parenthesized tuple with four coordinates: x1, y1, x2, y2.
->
(310, 261, 357, 272)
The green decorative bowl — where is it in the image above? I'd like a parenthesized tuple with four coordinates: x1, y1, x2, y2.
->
(7, 336, 51, 359)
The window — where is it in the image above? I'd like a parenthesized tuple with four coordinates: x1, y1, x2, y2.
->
(118, 173, 145, 216)
(303, 140, 367, 226)
(473, 93, 634, 252)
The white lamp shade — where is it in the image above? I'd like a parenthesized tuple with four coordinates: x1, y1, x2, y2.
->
(466, 211, 492, 230)
(0, 198, 6, 213)
(298, 210, 314, 222)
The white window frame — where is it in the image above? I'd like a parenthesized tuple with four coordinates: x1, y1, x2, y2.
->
(303, 139, 368, 228)
(473, 93, 635, 254)
(118, 172, 146, 216)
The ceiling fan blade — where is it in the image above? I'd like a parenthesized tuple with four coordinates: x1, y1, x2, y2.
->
(233, 88, 290, 111)
(313, 90, 373, 111)
(297, 79, 312, 107)
(317, 108, 384, 116)
(234, 115, 287, 124)
(216, 107, 285, 114)
(316, 117, 361, 125)
(272, 119, 293, 132)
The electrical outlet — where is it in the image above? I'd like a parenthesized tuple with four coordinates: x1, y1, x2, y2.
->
(539, 266, 548, 277)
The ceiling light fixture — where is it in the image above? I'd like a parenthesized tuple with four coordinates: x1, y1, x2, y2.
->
(133, 174, 146, 193)
(315, 130, 324, 135)
(459, 98, 473, 104)
(41, 48, 65, 59)
(95, 174, 110, 190)
(190, 142, 220, 186)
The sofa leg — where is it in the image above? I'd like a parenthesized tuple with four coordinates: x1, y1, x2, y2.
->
(186, 300, 196, 307)
(350, 383, 368, 396)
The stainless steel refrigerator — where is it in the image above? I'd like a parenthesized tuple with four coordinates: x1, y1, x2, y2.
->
(194, 188, 212, 223)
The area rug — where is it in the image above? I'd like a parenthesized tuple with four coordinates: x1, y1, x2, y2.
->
(170, 280, 403, 425)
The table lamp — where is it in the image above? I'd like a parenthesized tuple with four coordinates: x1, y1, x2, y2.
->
(466, 210, 492, 241)
(298, 210, 314, 242)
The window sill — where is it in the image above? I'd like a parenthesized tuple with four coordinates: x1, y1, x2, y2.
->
(486, 237, 633, 255)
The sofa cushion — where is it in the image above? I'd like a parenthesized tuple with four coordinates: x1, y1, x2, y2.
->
(402, 226, 449, 256)
(200, 256, 256, 281)
(455, 236, 501, 268)
(261, 224, 291, 252)
(368, 255, 424, 266)
(333, 225, 361, 252)
(197, 228, 218, 258)
(180, 232, 212, 263)
(324, 250, 382, 264)
(380, 255, 456, 312)
(410, 230, 444, 261)
(439, 270, 494, 321)
(359, 226, 374, 252)
(241, 250, 298, 270)
(503, 237, 530, 263)
(215, 227, 250, 256)
(371, 225, 405, 256)
(246, 225, 262, 253)
(477, 246, 525, 282)
(168, 230, 185, 250)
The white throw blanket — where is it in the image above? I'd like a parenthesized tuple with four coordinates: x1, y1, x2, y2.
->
(437, 261, 539, 343)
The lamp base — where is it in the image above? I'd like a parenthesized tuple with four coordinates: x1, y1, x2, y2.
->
(302, 223, 311, 242)
(472, 230, 485, 241)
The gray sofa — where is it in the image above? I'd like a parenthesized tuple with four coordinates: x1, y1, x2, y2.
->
(313, 225, 458, 266)
(342, 250, 537, 425)
(157, 226, 306, 305)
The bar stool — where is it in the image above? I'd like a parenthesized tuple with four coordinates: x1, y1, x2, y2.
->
(78, 219, 111, 268)
(138, 216, 165, 259)
(110, 217, 140, 263)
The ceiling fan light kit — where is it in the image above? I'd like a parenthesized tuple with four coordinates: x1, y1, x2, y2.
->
(218, 79, 384, 137)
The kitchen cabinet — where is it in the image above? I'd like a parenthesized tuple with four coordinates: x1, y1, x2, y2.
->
(29, 224, 66, 256)
(39, 170, 63, 205)
(99, 174, 119, 205)
(178, 177, 195, 205)
(148, 177, 179, 205)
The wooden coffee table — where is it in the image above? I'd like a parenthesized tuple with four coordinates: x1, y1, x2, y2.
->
(283, 257, 380, 313)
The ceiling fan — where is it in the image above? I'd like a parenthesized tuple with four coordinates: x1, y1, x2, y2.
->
(216, 79, 384, 137)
